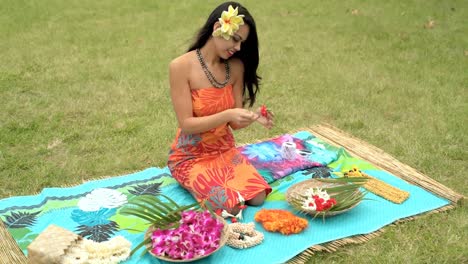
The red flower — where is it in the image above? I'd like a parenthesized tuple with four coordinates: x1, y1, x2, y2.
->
(260, 105, 268, 117)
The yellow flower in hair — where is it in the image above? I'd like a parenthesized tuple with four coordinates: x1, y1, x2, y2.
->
(212, 5, 245, 40)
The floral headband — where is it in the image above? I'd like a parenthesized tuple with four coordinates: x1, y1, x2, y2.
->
(212, 5, 245, 40)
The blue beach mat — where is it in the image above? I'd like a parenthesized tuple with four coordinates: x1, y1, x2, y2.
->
(0, 131, 451, 263)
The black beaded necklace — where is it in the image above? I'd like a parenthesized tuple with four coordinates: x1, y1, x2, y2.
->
(196, 48, 230, 88)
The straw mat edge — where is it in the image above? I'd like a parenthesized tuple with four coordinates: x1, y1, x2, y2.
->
(0, 123, 464, 264)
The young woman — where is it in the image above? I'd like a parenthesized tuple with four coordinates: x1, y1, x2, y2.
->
(167, 2, 273, 215)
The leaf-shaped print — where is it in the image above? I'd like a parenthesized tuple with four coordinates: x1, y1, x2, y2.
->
(76, 221, 119, 242)
(241, 142, 282, 162)
(177, 133, 201, 148)
(208, 186, 227, 209)
(284, 175, 294, 182)
(128, 182, 162, 196)
(78, 188, 127, 211)
(269, 180, 280, 188)
(258, 169, 275, 184)
(4, 211, 41, 228)
(231, 153, 243, 166)
(302, 167, 332, 178)
(71, 208, 116, 226)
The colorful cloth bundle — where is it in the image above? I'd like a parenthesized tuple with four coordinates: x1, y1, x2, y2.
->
(238, 134, 337, 183)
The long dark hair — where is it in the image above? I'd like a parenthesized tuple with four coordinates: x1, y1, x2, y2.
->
(188, 1, 260, 107)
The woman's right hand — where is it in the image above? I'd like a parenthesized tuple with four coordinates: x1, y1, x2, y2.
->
(227, 108, 257, 127)
(253, 106, 274, 130)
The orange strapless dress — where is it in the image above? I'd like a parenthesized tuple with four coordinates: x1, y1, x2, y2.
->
(168, 84, 271, 210)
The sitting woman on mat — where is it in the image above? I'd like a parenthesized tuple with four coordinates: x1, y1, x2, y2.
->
(167, 1, 273, 216)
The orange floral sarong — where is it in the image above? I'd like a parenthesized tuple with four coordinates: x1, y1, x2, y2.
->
(168, 84, 271, 210)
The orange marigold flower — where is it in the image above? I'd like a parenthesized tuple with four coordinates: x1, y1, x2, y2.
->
(254, 209, 308, 235)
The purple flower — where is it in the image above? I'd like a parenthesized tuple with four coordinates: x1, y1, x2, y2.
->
(149, 210, 223, 259)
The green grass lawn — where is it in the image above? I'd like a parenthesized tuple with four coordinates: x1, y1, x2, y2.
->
(1, 0, 467, 262)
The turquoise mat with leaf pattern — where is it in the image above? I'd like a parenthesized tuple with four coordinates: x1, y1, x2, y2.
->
(0, 131, 450, 263)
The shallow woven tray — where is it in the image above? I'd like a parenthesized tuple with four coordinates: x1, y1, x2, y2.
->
(286, 179, 362, 217)
(144, 215, 229, 262)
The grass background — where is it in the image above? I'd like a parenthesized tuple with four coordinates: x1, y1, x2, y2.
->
(0, 0, 466, 262)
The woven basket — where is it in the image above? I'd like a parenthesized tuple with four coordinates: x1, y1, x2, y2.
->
(144, 215, 229, 262)
(27, 224, 82, 264)
(286, 179, 362, 217)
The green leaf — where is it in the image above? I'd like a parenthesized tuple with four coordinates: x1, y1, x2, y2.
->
(122, 197, 181, 224)
(121, 227, 147, 233)
(130, 236, 151, 257)
(318, 177, 368, 184)
(158, 194, 184, 209)
(323, 184, 361, 193)
(137, 195, 178, 213)
(123, 202, 170, 222)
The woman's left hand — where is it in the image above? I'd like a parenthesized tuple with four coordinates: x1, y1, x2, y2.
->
(254, 107, 274, 129)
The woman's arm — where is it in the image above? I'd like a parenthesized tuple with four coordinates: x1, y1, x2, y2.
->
(169, 57, 255, 135)
(229, 59, 273, 130)
(229, 59, 257, 130)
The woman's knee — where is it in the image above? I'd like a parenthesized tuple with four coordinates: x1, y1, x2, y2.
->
(246, 191, 266, 206)
(227, 205, 241, 216)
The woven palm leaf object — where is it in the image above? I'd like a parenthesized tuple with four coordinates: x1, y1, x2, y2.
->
(345, 167, 410, 204)
(286, 179, 363, 217)
(27, 224, 82, 264)
(27, 225, 131, 264)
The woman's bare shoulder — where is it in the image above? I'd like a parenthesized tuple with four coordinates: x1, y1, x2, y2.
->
(169, 51, 196, 71)
(229, 57, 244, 71)
(229, 57, 244, 83)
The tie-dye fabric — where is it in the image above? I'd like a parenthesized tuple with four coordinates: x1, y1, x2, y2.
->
(238, 134, 325, 183)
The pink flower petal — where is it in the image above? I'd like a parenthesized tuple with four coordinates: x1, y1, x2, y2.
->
(150, 210, 223, 260)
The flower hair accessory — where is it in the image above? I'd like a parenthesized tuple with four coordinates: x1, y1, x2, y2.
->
(212, 5, 245, 40)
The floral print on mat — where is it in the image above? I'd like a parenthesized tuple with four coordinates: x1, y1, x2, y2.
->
(73, 188, 128, 242)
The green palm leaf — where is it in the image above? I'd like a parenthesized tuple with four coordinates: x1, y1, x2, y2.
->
(121, 194, 204, 256)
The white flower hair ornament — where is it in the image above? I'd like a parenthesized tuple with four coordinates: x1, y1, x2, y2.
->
(212, 5, 245, 40)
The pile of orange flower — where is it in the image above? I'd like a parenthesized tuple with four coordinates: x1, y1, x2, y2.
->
(254, 209, 308, 235)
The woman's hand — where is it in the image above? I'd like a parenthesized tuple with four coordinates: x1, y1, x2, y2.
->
(228, 108, 258, 128)
(254, 107, 274, 129)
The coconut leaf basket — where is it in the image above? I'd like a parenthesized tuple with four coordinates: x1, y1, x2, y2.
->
(286, 177, 368, 217)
